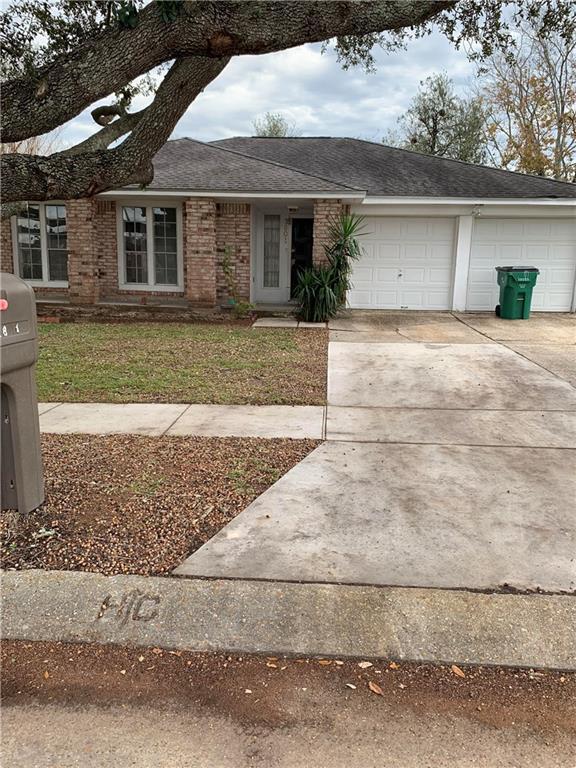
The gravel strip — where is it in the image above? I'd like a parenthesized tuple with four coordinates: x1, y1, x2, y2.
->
(0, 434, 319, 576)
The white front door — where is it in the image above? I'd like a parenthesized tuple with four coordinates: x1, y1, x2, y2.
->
(349, 217, 456, 309)
(254, 211, 291, 303)
(466, 218, 576, 312)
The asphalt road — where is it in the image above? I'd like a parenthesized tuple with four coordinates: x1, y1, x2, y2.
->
(2, 641, 575, 768)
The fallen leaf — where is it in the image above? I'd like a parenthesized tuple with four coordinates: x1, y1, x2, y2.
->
(43, 671, 50, 680)
(318, 660, 332, 666)
(120, 670, 126, 675)
(244, 689, 252, 694)
(358, 661, 373, 669)
(389, 662, 400, 670)
(368, 681, 383, 696)
(451, 665, 466, 678)
(334, 660, 344, 666)
(151, 648, 163, 655)
(346, 683, 357, 690)
(399, 683, 406, 689)
(138, 656, 145, 662)
(266, 662, 278, 668)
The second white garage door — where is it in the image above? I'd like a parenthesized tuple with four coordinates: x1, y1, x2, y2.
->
(467, 218, 576, 312)
(349, 217, 455, 310)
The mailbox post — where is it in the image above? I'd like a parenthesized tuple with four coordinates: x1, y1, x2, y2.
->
(1, 272, 44, 513)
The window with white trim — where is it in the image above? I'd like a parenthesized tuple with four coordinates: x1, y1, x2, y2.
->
(120, 205, 180, 289)
(14, 203, 68, 285)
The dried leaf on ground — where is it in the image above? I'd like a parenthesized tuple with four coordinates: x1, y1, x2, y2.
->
(368, 681, 383, 696)
(451, 665, 466, 678)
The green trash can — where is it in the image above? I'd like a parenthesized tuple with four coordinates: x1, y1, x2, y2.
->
(495, 266, 540, 320)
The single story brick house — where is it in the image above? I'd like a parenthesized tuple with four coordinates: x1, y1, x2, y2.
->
(2, 137, 576, 312)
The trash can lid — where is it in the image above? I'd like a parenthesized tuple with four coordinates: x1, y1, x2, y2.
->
(495, 266, 540, 272)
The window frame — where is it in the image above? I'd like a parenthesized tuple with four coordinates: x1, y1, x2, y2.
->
(11, 202, 69, 288)
(116, 201, 183, 292)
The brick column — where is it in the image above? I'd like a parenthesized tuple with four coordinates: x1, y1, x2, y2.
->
(1, 216, 14, 273)
(183, 198, 217, 306)
(312, 199, 346, 267)
(216, 202, 251, 304)
(67, 199, 100, 304)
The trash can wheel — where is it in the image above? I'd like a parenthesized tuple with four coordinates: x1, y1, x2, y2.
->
(495, 304, 501, 317)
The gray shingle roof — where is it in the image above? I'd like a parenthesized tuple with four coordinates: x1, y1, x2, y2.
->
(148, 138, 356, 193)
(211, 137, 576, 199)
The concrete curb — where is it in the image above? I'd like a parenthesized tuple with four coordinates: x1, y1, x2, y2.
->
(2, 570, 575, 670)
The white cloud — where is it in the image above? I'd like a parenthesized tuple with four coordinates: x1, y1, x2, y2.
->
(58, 32, 475, 148)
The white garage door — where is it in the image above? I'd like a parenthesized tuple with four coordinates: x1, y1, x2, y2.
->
(467, 218, 576, 312)
(349, 217, 456, 310)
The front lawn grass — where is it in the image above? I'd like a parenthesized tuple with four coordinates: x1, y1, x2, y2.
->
(36, 322, 327, 405)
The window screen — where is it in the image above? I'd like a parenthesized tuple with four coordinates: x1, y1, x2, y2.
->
(123, 206, 148, 284)
(17, 204, 43, 280)
(263, 215, 281, 288)
(153, 207, 178, 285)
(45, 204, 68, 282)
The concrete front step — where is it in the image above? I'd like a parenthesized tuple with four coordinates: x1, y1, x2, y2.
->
(3, 570, 575, 670)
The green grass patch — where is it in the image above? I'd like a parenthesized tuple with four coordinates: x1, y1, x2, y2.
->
(37, 322, 327, 405)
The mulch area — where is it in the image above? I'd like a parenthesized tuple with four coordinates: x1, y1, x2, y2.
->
(3, 641, 574, 735)
(0, 434, 318, 576)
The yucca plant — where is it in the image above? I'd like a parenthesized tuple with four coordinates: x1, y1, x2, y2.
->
(293, 265, 339, 323)
(294, 212, 366, 322)
(324, 213, 366, 306)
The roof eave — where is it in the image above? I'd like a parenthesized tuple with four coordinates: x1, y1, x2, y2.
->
(362, 196, 576, 205)
(99, 189, 366, 201)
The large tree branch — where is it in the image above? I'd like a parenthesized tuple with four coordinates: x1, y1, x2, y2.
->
(62, 109, 147, 156)
(1, 0, 454, 143)
(1, 56, 229, 202)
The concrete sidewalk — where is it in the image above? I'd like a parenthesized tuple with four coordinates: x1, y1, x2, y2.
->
(38, 402, 325, 439)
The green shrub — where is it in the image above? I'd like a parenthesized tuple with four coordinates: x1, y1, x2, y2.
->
(294, 213, 366, 322)
(293, 265, 339, 323)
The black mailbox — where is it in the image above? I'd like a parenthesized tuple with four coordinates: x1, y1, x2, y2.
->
(1, 272, 44, 513)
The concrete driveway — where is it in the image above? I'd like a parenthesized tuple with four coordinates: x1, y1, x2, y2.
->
(176, 312, 576, 594)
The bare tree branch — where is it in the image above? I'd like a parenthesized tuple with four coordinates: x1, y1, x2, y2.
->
(61, 109, 147, 156)
(1, 0, 453, 143)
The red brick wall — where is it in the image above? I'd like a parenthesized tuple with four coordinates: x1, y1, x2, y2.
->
(4, 196, 256, 309)
(67, 199, 100, 304)
(183, 198, 217, 306)
(312, 199, 347, 266)
(92, 200, 119, 299)
(1, 216, 13, 273)
(216, 202, 251, 304)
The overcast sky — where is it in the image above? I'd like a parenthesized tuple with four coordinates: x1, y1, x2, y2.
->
(59, 32, 475, 148)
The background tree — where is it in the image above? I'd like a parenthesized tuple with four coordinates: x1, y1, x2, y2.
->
(253, 112, 300, 138)
(1, 0, 575, 203)
(384, 73, 487, 163)
(478, 21, 576, 181)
